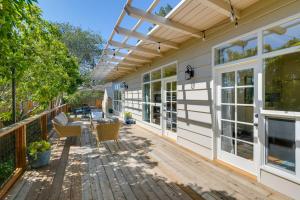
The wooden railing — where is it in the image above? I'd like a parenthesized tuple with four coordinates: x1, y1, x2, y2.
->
(0, 104, 68, 199)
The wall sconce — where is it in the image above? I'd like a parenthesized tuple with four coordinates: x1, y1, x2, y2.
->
(185, 65, 194, 80)
(121, 81, 128, 90)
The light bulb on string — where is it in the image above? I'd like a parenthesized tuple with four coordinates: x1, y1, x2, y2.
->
(157, 42, 161, 53)
(202, 31, 206, 41)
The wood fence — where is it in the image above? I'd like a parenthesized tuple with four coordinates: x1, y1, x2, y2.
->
(0, 104, 68, 199)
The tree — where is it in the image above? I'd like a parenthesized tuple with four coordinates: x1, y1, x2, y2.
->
(0, 2, 81, 124)
(54, 23, 103, 75)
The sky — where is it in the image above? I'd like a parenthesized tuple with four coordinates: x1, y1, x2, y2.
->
(38, 0, 181, 43)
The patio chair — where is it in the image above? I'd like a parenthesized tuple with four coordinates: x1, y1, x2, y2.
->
(52, 112, 82, 145)
(94, 119, 121, 148)
(90, 109, 104, 128)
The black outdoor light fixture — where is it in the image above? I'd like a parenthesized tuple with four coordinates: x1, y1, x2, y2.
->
(121, 81, 128, 90)
(185, 65, 194, 80)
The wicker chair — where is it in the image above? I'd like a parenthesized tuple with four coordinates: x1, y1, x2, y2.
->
(52, 112, 82, 145)
(94, 120, 121, 147)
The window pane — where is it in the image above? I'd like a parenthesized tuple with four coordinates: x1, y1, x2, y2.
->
(215, 35, 257, 65)
(237, 88, 253, 104)
(237, 69, 253, 86)
(222, 72, 235, 87)
(237, 106, 253, 123)
(221, 105, 235, 120)
(221, 136, 235, 154)
(267, 118, 295, 172)
(143, 73, 150, 82)
(143, 104, 150, 122)
(237, 123, 253, 143)
(237, 141, 253, 160)
(163, 64, 177, 78)
(151, 81, 161, 103)
(151, 106, 161, 125)
(172, 81, 177, 91)
(166, 82, 171, 91)
(263, 18, 300, 53)
(221, 121, 235, 138)
(151, 69, 161, 80)
(143, 83, 150, 102)
(264, 51, 300, 111)
(222, 88, 235, 103)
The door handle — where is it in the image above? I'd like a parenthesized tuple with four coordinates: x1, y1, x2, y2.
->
(254, 123, 258, 127)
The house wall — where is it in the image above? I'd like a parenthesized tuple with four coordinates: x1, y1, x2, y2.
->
(106, 1, 300, 198)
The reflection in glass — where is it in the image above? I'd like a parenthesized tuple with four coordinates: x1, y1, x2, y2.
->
(267, 118, 295, 172)
(221, 137, 235, 154)
(237, 123, 253, 142)
(172, 114, 177, 123)
(172, 81, 177, 91)
(166, 82, 171, 91)
(264, 51, 300, 112)
(263, 18, 300, 53)
(237, 88, 253, 104)
(237, 141, 253, 160)
(222, 88, 235, 103)
(151, 81, 161, 103)
(221, 105, 235, 120)
(222, 72, 235, 87)
(143, 84, 150, 102)
(143, 73, 150, 82)
(237, 106, 253, 123)
(163, 64, 177, 77)
(143, 104, 150, 122)
(172, 93, 176, 101)
(172, 102, 176, 111)
(166, 92, 171, 101)
(151, 69, 161, 80)
(172, 123, 177, 132)
(221, 121, 235, 138)
(166, 102, 171, 111)
(151, 106, 161, 125)
(237, 69, 253, 86)
(215, 35, 257, 65)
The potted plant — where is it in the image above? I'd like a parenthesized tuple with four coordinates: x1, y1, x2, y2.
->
(27, 140, 51, 168)
(124, 112, 135, 124)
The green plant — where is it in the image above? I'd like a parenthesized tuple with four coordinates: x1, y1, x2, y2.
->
(108, 108, 113, 114)
(0, 159, 15, 187)
(124, 112, 132, 119)
(28, 140, 51, 160)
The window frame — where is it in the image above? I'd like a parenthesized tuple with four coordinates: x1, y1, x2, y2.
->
(212, 12, 300, 182)
(141, 61, 178, 127)
(113, 84, 124, 113)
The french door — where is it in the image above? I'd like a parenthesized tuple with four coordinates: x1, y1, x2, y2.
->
(216, 63, 259, 175)
(163, 79, 177, 140)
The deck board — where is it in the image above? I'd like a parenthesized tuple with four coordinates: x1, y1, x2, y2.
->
(4, 123, 290, 200)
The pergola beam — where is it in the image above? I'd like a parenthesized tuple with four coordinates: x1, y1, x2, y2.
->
(104, 49, 151, 62)
(109, 40, 162, 57)
(106, 57, 143, 67)
(197, 0, 240, 18)
(115, 26, 179, 49)
(124, 5, 202, 38)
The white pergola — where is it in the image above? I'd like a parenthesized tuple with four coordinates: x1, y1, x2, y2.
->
(93, 0, 259, 82)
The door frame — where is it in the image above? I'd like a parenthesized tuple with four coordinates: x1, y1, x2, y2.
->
(162, 77, 177, 140)
(214, 60, 260, 176)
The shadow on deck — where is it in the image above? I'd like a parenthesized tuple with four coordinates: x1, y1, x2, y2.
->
(4, 123, 290, 200)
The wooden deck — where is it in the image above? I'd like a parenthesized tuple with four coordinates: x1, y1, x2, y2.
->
(4, 122, 290, 200)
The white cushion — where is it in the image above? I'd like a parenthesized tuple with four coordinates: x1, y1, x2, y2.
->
(60, 112, 69, 123)
(55, 114, 67, 126)
(91, 111, 103, 120)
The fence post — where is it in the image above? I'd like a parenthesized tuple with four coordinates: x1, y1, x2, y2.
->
(15, 125, 26, 169)
(40, 114, 48, 140)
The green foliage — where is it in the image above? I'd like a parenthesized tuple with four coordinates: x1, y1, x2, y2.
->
(124, 112, 132, 119)
(0, 1, 81, 123)
(0, 159, 15, 187)
(28, 140, 51, 160)
(64, 90, 104, 107)
(54, 23, 103, 87)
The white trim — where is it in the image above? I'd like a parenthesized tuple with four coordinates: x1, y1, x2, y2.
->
(213, 12, 300, 183)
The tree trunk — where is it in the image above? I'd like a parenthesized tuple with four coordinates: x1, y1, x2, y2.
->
(12, 66, 16, 123)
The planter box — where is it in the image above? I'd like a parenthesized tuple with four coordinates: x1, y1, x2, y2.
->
(28, 150, 51, 168)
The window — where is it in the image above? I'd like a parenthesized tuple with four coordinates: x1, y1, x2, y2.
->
(163, 64, 177, 78)
(264, 48, 300, 112)
(142, 63, 177, 126)
(113, 89, 123, 112)
(215, 35, 258, 65)
(266, 118, 296, 173)
(263, 18, 300, 53)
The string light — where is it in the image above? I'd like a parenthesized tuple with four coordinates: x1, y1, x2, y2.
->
(157, 42, 161, 53)
(113, 48, 116, 57)
(202, 31, 206, 41)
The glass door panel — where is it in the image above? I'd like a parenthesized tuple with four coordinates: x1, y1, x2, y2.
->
(164, 80, 177, 137)
(220, 68, 255, 162)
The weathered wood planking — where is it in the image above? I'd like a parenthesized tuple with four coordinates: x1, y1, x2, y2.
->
(5, 123, 290, 200)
